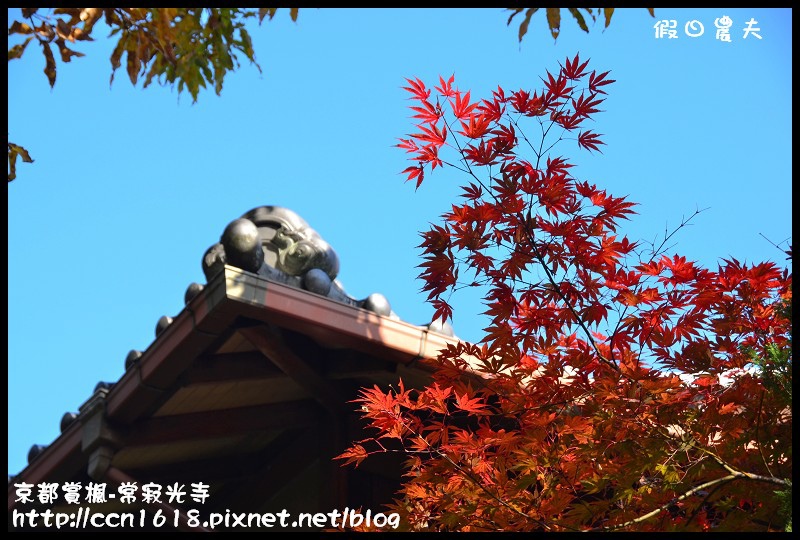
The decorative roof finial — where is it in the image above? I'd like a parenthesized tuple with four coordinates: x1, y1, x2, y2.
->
(202, 206, 393, 317)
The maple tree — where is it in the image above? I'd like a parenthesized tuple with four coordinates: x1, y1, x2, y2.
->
(338, 54, 792, 531)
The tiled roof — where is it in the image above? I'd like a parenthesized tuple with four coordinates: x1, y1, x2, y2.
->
(9, 207, 458, 531)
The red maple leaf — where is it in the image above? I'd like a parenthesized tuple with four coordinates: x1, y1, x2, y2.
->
(543, 70, 571, 100)
(410, 100, 442, 124)
(563, 52, 590, 80)
(435, 73, 456, 98)
(572, 92, 604, 118)
(577, 130, 605, 153)
(451, 90, 479, 120)
(454, 391, 489, 415)
(403, 76, 431, 101)
(464, 139, 500, 166)
(402, 165, 424, 188)
(588, 69, 616, 95)
(411, 123, 447, 146)
(459, 114, 491, 139)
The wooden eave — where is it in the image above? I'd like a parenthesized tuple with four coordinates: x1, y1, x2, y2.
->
(9, 265, 458, 523)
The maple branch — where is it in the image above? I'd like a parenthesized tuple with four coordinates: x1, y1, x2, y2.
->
(439, 158, 472, 176)
(757, 232, 792, 255)
(507, 109, 565, 212)
(520, 217, 618, 370)
(518, 78, 590, 161)
(508, 86, 620, 371)
(537, 111, 573, 158)
(508, 113, 544, 161)
(681, 480, 726, 531)
(700, 446, 789, 487)
(641, 207, 707, 262)
(507, 115, 555, 213)
(444, 128, 495, 194)
(594, 469, 789, 532)
(655, 422, 790, 489)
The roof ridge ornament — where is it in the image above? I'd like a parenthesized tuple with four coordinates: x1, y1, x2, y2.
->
(202, 206, 395, 317)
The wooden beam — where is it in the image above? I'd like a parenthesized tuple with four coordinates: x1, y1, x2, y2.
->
(319, 415, 348, 510)
(209, 428, 319, 515)
(116, 435, 297, 486)
(182, 351, 285, 385)
(238, 325, 347, 413)
(122, 400, 321, 446)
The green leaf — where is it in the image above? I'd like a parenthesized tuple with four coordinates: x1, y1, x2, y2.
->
(546, 8, 561, 40)
(568, 8, 589, 33)
(13, 144, 33, 163)
(126, 49, 140, 85)
(8, 21, 34, 35)
(199, 62, 213, 84)
(109, 33, 129, 86)
(41, 41, 56, 88)
(506, 7, 524, 26)
(603, 8, 615, 29)
(239, 28, 254, 59)
(8, 141, 34, 182)
(258, 8, 278, 23)
(517, 8, 539, 43)
(8, 37, 33, 61)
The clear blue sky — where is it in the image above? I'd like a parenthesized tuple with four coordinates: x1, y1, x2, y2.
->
(7, 8, 792, 475)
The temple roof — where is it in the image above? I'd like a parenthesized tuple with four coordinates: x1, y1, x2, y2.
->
(9, 207, 458, 531)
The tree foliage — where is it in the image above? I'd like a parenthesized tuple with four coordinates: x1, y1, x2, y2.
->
(8, 7, 654, 183)
(7, 142, 34, 182)
(7, 7, 298, 182)
(507, 8, 655, 42)
(338, 54, 792, 531)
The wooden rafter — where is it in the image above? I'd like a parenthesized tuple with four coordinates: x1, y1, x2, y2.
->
(238, 325, 347, 413)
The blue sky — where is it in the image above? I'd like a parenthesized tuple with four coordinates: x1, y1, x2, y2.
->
(7, 8, 792, 475)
